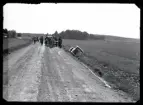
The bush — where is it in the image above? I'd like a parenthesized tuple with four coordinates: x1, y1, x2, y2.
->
(17, 33, 22, 37)
(93, 68, 103, 77)
(8, 30, 17, 38)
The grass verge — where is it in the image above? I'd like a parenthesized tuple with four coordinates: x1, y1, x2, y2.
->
(3, 38, 32, 56)
(62, 45, 140, 101)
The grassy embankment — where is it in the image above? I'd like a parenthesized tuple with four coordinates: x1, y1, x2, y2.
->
(63, 39, 140, 101)
(3, 37, 32, 56)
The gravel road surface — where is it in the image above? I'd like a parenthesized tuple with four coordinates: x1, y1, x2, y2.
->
(3, 43, 134, 102)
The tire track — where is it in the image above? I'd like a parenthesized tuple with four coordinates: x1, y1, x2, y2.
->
(54, 48, 102, 102)
(50, 48, 87, 102)
(40, 47, 70, 101)
(3, 44, 134, 102)
(49, 47, 133, 102)
(3, 45, 36, 100)
(5, 44, 44, 101)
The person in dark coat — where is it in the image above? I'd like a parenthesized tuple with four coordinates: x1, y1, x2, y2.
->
(45, 36, 48, 45)
(32, 37, 35, 44)
(58, 37, 62, 48)
(53, 36, 58, 47)
(47, 37, 50, 46)
(33, 37, 36, 44)
(45, 36, 49, 46)
(40, 36, 44, 45)
(37, 37, 39, 42)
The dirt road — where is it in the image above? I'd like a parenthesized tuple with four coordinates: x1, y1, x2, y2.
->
(3, 43, 134, 102)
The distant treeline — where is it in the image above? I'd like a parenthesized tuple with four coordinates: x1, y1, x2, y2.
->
(4, 28, 136, 41)
(50, 30, 138, 41)
(3, 28, 105, 40)
(54, 30, 105, 40)
(3, 28, 22, 38)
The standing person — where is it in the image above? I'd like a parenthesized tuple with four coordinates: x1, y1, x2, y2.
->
(35, 37, 37, 43)
(55, 37, 58, 47)
(33, 37, 36, 44)
(40, 36, 44, 45)
(50, 37, 54, 48)
(48, 37, 51, 47)
(45, 36, 48, 46)
(32, 37, 35, 44)
(58, 37, 62, 48)
(45, 36, 47, 45)
(53, 36, 58, 47)
(37, 37, 39, 42)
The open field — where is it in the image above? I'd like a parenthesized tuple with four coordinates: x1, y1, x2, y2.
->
(3, 37, 32, 56)
(63, 39, 140, 101)
(3, 38, 32, 50)
(63, 39, 140, 73)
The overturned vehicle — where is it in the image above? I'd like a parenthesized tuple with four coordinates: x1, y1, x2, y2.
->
(69, 46, 84, 57)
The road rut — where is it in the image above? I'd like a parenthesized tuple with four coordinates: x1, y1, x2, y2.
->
(3, 43, 134, 102)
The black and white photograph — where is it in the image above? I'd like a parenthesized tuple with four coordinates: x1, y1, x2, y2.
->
(3, 3, 140, 102)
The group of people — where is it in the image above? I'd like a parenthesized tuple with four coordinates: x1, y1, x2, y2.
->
(45, 36, 62, 48)
(33, 37, 39, 44)
(32, 36, 62, 48)
(32, 36, 44, 45)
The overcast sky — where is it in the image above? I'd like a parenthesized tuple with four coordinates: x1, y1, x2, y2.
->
(3, 3, 140, 39)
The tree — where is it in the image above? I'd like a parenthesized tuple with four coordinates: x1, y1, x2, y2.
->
(53, 31, 59, 38)
(3, 28, 8, 34)
(58, 29, 105, 40)
(8, 30, 16, 38)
